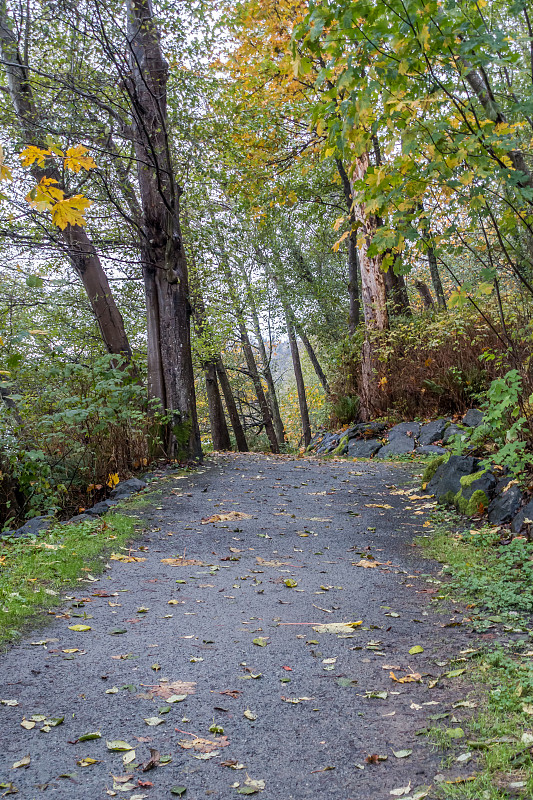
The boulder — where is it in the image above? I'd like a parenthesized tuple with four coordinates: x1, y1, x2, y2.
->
(316, 433, 338, 453)
(443, 423, 464, 444)
(345, 421, 387, 440)
(388, 421, 421, 440)
(418, 419, 448, 446)
(427, 455, 478, 503)
(110, 477, 147, 500)
(347, 439, 382, 458)
(85, 499, 118, 517)
(454, 469, 497, 515)
(511, 498, 533, 533)
(416, 445, 447, 456)
(12, 515, 53, 538)
(375, 435, 415, 458)
(462, 408, 484, 428)
(488, 483, 523, 525)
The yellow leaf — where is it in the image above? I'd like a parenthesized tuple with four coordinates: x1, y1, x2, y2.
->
(107, 472, 119, 488)
(68, 624, 91, 632)
(51, 194, 92, 230)
(20, 146, 51, 167)
(26, 177, 64, 212)
(64, 145, 97, 173)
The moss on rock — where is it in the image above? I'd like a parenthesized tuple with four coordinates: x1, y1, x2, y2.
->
(459, 469, 487, 489)
(454, 488, 489, 516)
(422, 453, 449, 484)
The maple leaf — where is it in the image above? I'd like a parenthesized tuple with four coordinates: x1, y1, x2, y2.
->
(64, 145, 97, 173)
(19, 145, 51, 167)
(51, 194, 92, 230)
(26, 177, 64, 211)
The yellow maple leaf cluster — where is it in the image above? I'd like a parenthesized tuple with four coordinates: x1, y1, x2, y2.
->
(25, 177, 93, 230)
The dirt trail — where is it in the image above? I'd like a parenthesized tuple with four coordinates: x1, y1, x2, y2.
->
(0, 454, 479, 799)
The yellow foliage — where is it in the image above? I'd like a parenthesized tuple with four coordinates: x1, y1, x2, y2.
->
(51, 195, 92, 230)
(64, 145, 97, 173)
(20, 145, 52, 167)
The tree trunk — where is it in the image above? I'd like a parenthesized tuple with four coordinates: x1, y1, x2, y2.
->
(351, 153, 389, 421)
(384, 266, 411, 315)
(294, 324, 330, 394)
(239, 322, 279, 453)
(336, 158, 361, 333)
(126, 0, 200, 460)
(285, 310, 311, 448)
(205, 361, 231, 450)
(427, 244, 447, 309)
(0, 9, 132, 359)
(415, 279, 435, 310)
(215, 357, 249, 452)
(238, 266, 286, 445)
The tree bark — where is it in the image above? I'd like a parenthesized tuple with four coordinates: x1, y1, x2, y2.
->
(215, 357, 249, 452)
(384, 265, 411, 315)
(205, 361, 231, 450)
(415, 279, 435, 310)
(285, 310, 311, 448)
(350, 152, 389, 420)
(427, 243, 447, 309)
(126, 0, 200, 460)
(0, 7, 132, 359)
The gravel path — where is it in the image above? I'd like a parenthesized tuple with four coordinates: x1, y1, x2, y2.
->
(0, 453, 479, 799)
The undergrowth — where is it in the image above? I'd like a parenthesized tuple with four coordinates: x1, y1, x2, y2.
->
(418, 509, 533, 798)
(0, 512, 136, 646)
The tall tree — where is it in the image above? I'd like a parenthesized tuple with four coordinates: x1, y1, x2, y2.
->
(126, 0, 201, 459)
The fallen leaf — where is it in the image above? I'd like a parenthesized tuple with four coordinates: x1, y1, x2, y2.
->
(1, 700, 19, 707)
(160, 558, 203, 566)
(283, 579, 298, 588)
(76, 732, 101, 742)
(68, 624, 91, 632)
(12, 756, 30, 769)
(364, 503, 393, 509)
(390, 671, 422, 683)
(170, 788, 186, 797)
(255, 557, 289, 567)
(141, 749, 160, 772)
(201, 512, 252, 524)
(123, 750, 136, 765)
(355, 559, 383, 568)
(77, 756, 99, 767)
(393, 749, 412, 759)
(409, 646, 424, 655)
(110, 553, 146, 563)
(144, 717, 164, 726)
(390, 784, 411, 797)
(20, 720, 35, 730)
(252, 638, 268, 647)
(178, 736, 229, 753)
(151, 681, 196, 699)
(312, 622, 362, 634)
(243, 709, 257, 721)
(106, 740, 134, 752)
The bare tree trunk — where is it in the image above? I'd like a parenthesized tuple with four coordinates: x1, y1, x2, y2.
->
(126, 0, 200, 460)
(294, 324, 330, 394)
(336, 159, 361, 332)
(238, 266, 286, 445)
(205, 361, 231, 450)
(427, 244, 447, 309)
(215, 357, 249, 452)
(239, 322, 279, 453)
(351, 153, 389, 420)
(285, 310, 311, 448)
(415, 279, 435, 310)
(0, 9, 132, 359)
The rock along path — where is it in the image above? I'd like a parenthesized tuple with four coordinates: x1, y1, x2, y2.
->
(0, 454, 479, 800)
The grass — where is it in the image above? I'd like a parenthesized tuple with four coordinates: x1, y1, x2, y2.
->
(0, 512, 136, 647)
(418, 509, 533, 798)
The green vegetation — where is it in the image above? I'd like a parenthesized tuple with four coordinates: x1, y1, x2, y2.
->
(419, 510, 533, 797)
(0, 513, 136, 646)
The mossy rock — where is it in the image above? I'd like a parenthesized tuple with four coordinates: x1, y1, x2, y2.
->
(332, 435, 348, 456)
(454, 488, 489, 516)
(422, 453, 450, 484)
(459, 469, 486, 490)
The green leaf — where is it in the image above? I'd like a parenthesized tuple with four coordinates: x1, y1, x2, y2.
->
(77, 732, 101, 742)
(106, 740, 133, 752)
(409, 645, 424, 655)
(171, 787, 186, 796)
(253, 637, 268, 647)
